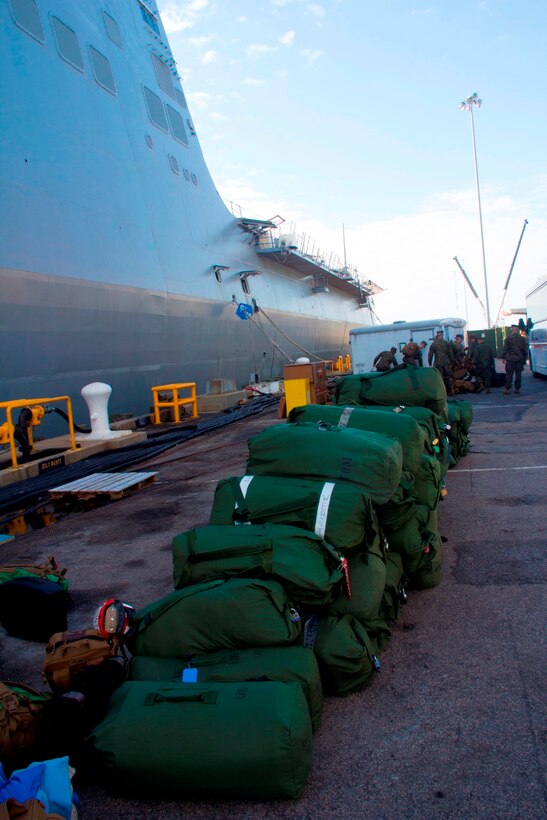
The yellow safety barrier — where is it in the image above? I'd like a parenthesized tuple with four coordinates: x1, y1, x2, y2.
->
(326, 356, 352, 373)
(151, 382, 198, 424)
(0, 396, 77, 469)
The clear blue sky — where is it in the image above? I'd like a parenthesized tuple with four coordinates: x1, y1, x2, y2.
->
(157, 0, 547, 329)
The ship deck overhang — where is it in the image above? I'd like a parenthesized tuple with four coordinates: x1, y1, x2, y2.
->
(255, 246, 380, 299)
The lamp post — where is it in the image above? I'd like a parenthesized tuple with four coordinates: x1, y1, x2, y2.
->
(459, 92, 491, 328)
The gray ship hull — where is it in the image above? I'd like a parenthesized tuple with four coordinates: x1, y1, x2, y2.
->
(1, 266, 358, 420)
(0, 0, 375, 423)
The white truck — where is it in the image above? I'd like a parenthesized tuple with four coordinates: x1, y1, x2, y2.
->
(526, 277, 547, 377)
(350, 317, 467, 373)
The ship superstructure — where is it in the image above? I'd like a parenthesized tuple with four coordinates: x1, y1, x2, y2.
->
(0, 0, 380, 419)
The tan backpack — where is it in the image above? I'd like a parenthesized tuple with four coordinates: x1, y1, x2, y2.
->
(402, 342, 418, 357)
(0, 681, 49, 771)
(0, 556, 68, 588)
(42, 629, 119, 693)
(0, 799, 65, 820)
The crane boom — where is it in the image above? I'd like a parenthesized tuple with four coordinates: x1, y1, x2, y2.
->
(495, 219, 528, 325)
(453, 256, 486, 317)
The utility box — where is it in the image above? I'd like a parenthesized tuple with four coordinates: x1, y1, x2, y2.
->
(284, 378, 311, 415)
(468, 327, 505, 357)
(283, 361, 329, 405)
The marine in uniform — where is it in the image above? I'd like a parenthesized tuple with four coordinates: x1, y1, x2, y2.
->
(472, 337, 495, 393)
(501, 325, 529, 394)
(427, 330, 455, 395)
(373, 347, 398, 372)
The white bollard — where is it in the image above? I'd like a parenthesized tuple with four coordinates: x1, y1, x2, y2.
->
(79, 382, 132, 440)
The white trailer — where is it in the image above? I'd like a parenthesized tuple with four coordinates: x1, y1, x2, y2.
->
(526, 277, 547, 377)
(350, 317, 467, 374)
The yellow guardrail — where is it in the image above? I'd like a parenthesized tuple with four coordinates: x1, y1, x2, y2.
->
(0, 396, 77, 469)
(151, 383, 198, 424)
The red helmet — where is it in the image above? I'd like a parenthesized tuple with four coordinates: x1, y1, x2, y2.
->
(95, 598, 137, 641)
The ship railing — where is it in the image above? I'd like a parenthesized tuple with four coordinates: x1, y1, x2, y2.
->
(151, 383, 198, 424)
(0, 396, 77, 469)
(256, 231, 367, 287)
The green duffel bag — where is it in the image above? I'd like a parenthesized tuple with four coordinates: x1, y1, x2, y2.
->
(448, 398, 473, 434)
(361, 616, 392, 655)
(209, 474, 381, 554)
(359, 405, 450, 475)
(89, 680, 312, 799)
(128, 645, 323, 732)
(172, 523, 343, 607)
(326, 549, 386, 627)
(412, 455, 443, 510)
(247, 422, 403, 506)
(382, 504, 438, 581)
(376, 472, 417, 532)
(306, 614, 380, 696)
(447, 404, 470, 461)
(130, 578, 301, 658)
(409, 508, 442, 590)
(335, 368, 448, 419)
(379, 551, 408, 623)
(288, 404, 426, 477)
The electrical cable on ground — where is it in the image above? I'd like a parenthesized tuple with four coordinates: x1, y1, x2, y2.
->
(0, 395, 279, 522)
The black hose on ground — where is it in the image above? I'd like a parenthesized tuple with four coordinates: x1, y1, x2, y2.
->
(0, 395, 279, 522)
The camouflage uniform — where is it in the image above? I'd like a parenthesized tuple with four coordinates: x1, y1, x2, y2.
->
(502, 331, 529, 393)
(428, 336, 455, 395)
(472, 341, 494, 391)
(451, 339, 466, 367)
(401, 341, 419, 366)
(373, 349, 398, 372)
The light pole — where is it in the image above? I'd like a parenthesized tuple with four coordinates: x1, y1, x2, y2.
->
(459, 92, 491, 328)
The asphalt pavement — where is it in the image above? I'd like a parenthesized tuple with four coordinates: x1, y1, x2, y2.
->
(1, 368, 546, 819)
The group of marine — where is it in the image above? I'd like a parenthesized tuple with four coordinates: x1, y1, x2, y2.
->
(372, 324, 529, 397)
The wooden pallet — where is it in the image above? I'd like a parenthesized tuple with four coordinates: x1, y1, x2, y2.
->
(48, 471, 158, 501)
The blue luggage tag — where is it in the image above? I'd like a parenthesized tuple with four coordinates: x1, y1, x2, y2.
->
(182, 667, 198, 683)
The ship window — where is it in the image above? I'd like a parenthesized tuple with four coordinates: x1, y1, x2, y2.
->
(143, 86, 168, 132)
(51, 16, 84, 72)
(138, 1, 160, 34)
(241, 277, 251, 295)
(103, 11, 122, 47)
(183, 168, 190, 182)
(89, 46, 116, 95)
(175, 86, 187, 109)
(168, 154, 179, 174)
(145, 133, 154, 148)
(187, 118, 196, 135)
(191, 173, 198, 186)
(166, 104, 188, 145)
(152, 54, 175, 99)
(8, 0, 45, 43)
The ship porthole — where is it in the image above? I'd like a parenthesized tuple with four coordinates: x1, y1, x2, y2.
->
(145, 133, 154, 149)
(183, 168, 190, 181)
(168, 154, 180, 174)
(191, 173, 198, 186)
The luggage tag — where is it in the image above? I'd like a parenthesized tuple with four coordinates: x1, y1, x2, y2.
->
(338, 555, 351, 599)
(182, 667, 198, 683)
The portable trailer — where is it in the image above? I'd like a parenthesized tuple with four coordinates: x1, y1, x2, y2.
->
(350, 318, 466, 374)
